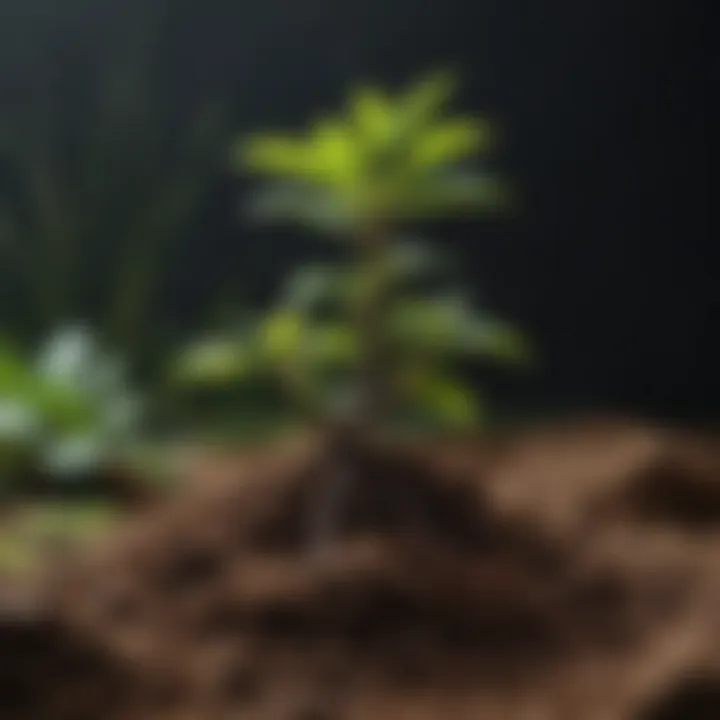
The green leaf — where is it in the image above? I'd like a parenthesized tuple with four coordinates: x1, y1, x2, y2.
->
(247, 183, 354, 233)
(406, 370, 481, 429)
(1, 325, 144, 482)
(281, 264, 348, 313)
(396, 70, 458, 138)
(32, 382, 94, 434)
(173, 336, 256, 386)
(395, 171, 508, 220)
(389, 295, 531, 366)
(386, 238, 449, 284)
(241, 121, 361, 193)
(239, 133, 312, 179)
(349, 86, 393, 144)
(260, 310, 305, 361)
(389, 297, 462, 355)
(260, 310, 359, 370)
(0, 342, 32, 394)
(303, 323, 359, 367)
(239, 70, 503, 230)
(410, 117, 491, 169)
(308, 117, 359, 191)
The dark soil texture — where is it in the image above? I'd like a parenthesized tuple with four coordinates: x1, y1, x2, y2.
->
(2, 419, 720, 719)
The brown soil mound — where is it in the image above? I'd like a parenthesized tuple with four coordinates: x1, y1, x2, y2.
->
(2, 421, 720, 719)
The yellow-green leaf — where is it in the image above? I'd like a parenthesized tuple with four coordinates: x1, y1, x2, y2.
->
(411, 117, 491, 169)
(349, 86, 393, 144)
(410, 371, 480, 428)
(261, 311, 304, 360)
(308, 118, 359, 189)
(174, 339, 252, 385)
(240, 134, 311, 178)
(396, 70, 458, 136)
(307, 324, 358, 366)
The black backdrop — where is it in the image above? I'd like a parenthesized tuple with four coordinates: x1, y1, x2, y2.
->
(2, 0, 716, 421)
(190, 0, 715, 421)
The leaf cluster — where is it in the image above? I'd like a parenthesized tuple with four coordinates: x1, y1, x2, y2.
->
(0, 326, 143, 487)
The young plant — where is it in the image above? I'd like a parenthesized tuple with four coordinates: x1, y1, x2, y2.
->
(237, 71, 509, 432)
(179, 71, 526, 550)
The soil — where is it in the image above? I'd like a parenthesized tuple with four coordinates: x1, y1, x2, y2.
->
(1, 418, 720, 719)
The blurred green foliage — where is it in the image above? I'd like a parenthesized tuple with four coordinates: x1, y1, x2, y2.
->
(0, 326, 143, 491)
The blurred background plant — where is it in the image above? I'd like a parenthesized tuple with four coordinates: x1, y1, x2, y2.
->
(0, 325, 144, 497)
(0, 0, 235, 572)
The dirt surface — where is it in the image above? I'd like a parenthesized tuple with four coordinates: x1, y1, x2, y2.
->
(2, 419, 720, 719)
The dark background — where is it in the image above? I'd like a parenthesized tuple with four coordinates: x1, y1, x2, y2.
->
(1, 0, 715, 421)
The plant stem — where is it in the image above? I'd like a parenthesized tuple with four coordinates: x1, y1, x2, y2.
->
(354, 224, 391, 430)
(307, 224, 393, 559)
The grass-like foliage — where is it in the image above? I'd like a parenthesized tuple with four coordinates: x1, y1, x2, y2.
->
(0, 0, 227, 357)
